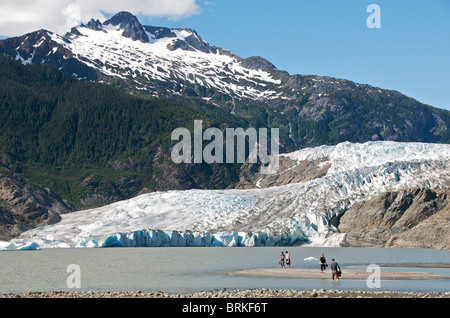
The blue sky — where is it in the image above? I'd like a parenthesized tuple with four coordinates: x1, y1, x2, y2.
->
(142, 0, 450, 111)
(1, 0, 449, 111)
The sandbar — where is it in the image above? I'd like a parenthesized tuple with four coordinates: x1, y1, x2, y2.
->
(226, 268, 450, 280)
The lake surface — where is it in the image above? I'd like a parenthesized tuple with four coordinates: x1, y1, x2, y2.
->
(0, 247, 449, 295)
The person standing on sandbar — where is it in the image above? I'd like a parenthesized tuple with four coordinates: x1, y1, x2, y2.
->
(285, 251, 291, 268)
(320, 253, 327, 274)
(330, 259, 341, 282)
(279, 251, 285, 269)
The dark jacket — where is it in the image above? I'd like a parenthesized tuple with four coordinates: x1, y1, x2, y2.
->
(330, 261, 340, 272)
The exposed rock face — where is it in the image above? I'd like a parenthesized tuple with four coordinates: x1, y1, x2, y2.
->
(103, 11, 150, 43)
(385, 189, 450, 250)
(0, 168, 75, 240)
(240, 56, 277, 71)
(236, 156, 331, 189)
(149, 146, 238, 192)
(338, 188, 450, 249)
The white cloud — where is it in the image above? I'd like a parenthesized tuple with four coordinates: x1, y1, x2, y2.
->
(0, 0, 201, 37)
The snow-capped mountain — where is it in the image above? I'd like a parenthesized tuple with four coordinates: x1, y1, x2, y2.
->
(2, 11, 281, 101)
(3, 141, 449, 250)
(1, 11, 449, 149)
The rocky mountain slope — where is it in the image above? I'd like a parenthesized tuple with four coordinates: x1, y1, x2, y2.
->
(0, 167, 75, 241)
(338, 188, 450, 249)
(0, 54, 242, 210)
(1, 11, 449, 151)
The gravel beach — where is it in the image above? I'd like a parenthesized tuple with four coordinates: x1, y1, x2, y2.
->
(1, 288, 449, 298)
(2, 266, 448, 299)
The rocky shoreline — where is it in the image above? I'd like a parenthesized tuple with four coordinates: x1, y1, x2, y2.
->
(2, 288, 449, 299)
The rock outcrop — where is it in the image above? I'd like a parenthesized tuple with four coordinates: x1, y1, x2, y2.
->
(0, 167, 75, 240)
(103, 11, 150, 43)
(338, 188, 450, 249)
(236, 156, 331, 189)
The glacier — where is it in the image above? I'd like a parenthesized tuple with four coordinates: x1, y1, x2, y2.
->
(1, 141, 449, 250)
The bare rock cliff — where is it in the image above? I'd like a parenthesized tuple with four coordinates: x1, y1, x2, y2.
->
(0, 167, 75, 240)
(337, 188, 450, 249)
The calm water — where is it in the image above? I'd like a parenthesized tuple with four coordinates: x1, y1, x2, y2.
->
(0, 247, 449, 295)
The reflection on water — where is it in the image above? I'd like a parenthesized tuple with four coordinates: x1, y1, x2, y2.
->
(0, 247, 448, 294)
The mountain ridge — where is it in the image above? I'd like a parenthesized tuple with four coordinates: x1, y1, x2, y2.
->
(1, 11, 449, 151)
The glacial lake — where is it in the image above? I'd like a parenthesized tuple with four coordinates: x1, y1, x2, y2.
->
(0, 247, 448, 295)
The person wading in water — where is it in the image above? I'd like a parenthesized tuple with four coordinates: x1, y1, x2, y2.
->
(330, 259, 341, 282)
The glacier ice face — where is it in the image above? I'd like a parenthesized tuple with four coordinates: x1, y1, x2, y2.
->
(283, 141, 450, 175)
(2, 141, 450, 250)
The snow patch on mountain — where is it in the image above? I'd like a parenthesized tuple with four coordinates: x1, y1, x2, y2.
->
(2, 141, 449, 250)
(47, 19, 282, 101)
